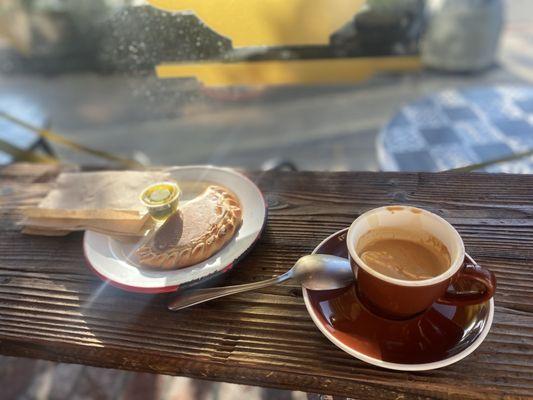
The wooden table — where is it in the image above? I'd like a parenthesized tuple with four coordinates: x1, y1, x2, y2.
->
(1, 163, 532, 399)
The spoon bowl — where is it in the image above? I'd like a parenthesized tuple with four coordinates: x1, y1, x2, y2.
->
(293, 254, 354, 290)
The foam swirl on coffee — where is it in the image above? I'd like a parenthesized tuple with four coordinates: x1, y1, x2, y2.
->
(356, 227, 450, 281)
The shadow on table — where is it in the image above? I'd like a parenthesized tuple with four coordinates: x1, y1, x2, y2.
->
(59, 231, 291, 399)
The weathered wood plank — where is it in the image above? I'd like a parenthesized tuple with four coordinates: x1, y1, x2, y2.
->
(0, 164, 532, 399)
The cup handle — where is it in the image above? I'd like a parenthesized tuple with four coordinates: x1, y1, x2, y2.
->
(438, 254, 496, 306)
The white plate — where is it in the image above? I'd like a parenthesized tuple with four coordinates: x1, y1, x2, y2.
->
(84, 166, 267, 293)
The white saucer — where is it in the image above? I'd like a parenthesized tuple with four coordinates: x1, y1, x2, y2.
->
(84, 166, 267, 293)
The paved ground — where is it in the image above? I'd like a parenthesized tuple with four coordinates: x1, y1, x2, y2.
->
(0, 2, 532, 172)
(2, 356, 310, 400)
(1, 1, 532, 399)
(1, 66, 530, 171)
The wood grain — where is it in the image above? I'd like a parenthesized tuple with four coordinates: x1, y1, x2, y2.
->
(0, 163, 532, 399)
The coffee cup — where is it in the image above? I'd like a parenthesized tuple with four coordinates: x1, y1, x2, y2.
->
(347, 205, 496, 319)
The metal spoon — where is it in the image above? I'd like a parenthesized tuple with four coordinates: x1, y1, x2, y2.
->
(168, 254, 353, 311)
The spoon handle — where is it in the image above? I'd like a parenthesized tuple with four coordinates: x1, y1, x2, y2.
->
(168, 272, 292, 311)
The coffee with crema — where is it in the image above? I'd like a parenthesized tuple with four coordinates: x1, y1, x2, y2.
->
(356, 227, 450, 281)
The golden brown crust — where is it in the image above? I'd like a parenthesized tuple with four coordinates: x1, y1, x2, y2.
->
(136, 185, 242, 269)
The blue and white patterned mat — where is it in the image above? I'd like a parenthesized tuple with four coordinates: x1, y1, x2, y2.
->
(378, 86, 533, 173)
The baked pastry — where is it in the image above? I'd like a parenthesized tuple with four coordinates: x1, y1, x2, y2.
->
(136, 185, 242, 269)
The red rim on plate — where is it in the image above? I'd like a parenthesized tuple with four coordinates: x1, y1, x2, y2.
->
(84, 166, 267, 293)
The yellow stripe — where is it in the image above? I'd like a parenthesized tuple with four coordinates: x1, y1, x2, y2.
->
(156, 57, 422, 87)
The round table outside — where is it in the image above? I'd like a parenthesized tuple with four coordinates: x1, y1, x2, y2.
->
(378, 86, 533, 173)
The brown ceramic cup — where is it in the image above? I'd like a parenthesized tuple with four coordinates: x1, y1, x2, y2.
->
(347, 206, 496, 320)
